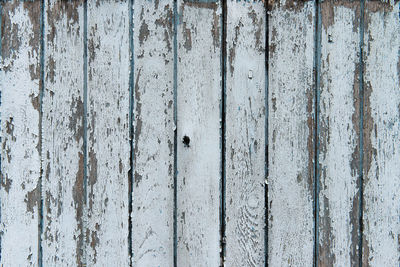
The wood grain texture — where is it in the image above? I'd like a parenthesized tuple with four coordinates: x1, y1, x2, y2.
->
(318, 1, 361, 266)
(362, 1, 400, 265)
(132, 0, 175, 266)
(86, 1, 130, 265)
(267, 0, 315, 265)
(42, 1, 85, 265)
(176, 0, 222, 266)
(0, 1, 41, 266)
(225, 1, 266, 266)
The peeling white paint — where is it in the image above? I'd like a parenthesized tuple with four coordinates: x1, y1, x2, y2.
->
(225, 1, 266, 266)
(268, 2, 315, 266)
(0, 1, 399, 266)
(1, 3, 40, 266)
(132, 0, 175, 266)
(362, 2, 400, 265)
(176, 1, 222, 266)
(86, 1, 130, 266)
(318, 4, 360, 266)
(42, 1, 85, 265)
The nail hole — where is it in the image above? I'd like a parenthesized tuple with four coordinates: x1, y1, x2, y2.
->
(183, 135, 190, 147)
(328, 34, 333, 43)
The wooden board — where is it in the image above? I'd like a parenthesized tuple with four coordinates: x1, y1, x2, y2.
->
(132, 0, 175, 266)
(0, 1, 41, 266)
(225, 1, 266, 266)
(318, 1, 361, 265)
(267, 0, 315, 265)
(176, 1, 222, 266)
(86, 1, 130, 265)
(42, 1, 85, 265)
(2, 1, 400, 266)
(362, 1, 400, 265)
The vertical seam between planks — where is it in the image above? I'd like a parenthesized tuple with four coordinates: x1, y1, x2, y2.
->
(173, 1, 178, 266)
(220, 0, 227, 266)
(313, 0, 322, 266)
(0, 2, 3, 263)
(128, 0, 134, 265)
(264, 2, 269, 266)
(83, 1, 88, 265)
(358, 0, 365, 265)
(38, 0, 45, 266)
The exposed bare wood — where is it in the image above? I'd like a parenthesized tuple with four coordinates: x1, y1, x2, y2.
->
(86, 1, 130, 265)
(362, 1, 400, 265)
(267, 0, 315, 265)
(1, 1, 41, 265)
(42, 1, 85, 265)
(176, 0, 222, 266)
(225, 1, 266, 266)
(318, 1, 361, 265)
(132, 0, 175, 266)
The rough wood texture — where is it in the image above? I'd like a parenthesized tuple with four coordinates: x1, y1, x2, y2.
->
(86, 1, 130, 265)
(362, 1, 400, 265)
(267, 0, 315, 265)
(0, 2, 41, 266)
(132, 0, 175, 266)
(42, 1, 85, 265)
(318, 1, 361, 266)
(176, 1, 222, 266)
(2, 1, 400, 266)
(225, 1, 266, 266)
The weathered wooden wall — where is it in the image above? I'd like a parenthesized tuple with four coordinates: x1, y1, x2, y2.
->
(1, 0, 399, 266)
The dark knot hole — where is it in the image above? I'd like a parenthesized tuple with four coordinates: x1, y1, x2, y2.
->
(183, 135, 190, 147)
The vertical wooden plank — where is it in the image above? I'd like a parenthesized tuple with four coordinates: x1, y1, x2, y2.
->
(42, 1, 85, 265)
(132, 0, 175, 266)
(267, 0, 315, 265)
(86, 1, 130, 265)
(318, 1, 361, 265)
(225, 1, 266, 266)
(0, 1, 41, 265)
(176, 0, 222, 266)
(362, 1, 400, 265)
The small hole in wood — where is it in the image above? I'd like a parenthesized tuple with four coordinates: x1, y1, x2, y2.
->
(183, 135, 190, 147)
(328, 34, 333, 43)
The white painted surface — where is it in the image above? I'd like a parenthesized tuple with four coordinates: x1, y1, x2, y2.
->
(0, 2, 40, 266)
(268, 1, 315, 265)
(176, 1, 222, 266)
(86, 1, 130, 266)
(225, 1, 266, 266)
(318, 2, 361, 266)
(362, 1, 400, 265)
(42, 1, 85, 265)
(0, 1, 399, 265)
(132, 1, 175, 266)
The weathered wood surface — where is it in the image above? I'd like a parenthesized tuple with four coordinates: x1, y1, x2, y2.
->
(225, 1, 266, 266)
(1, 0, 400, 266)
(267, 0, 316, 265)
(0, 2, 41, 266)
(318, 1, 361, 266)
(132, 0, 175, 266)
(86, 1, 130, 265)
(176, 1, 222, 266)
(42, 1, 85, 266)
(362, 1, 400, 265)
